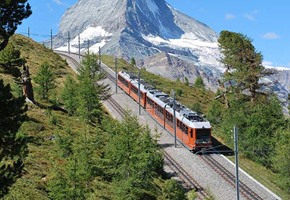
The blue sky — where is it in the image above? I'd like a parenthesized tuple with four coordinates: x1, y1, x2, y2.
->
(17, 0, 290, 68)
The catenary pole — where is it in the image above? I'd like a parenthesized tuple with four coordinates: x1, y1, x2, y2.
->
(234, 126, 240, 200)
(98, 46, 101, 66)
(115, 57, 118, 93)
(172, 90, 177, 147)
(78, 34, 80, 59)
(87, 40, 90, 54)
(50, 29, 53, 50)
(138, 67, 141, 115)
(28, 27, 30, 38)
(68, 31, 70, 54)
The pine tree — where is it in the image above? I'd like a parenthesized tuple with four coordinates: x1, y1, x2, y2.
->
(0, 43, 23, 76)
(218, 30, 274, 103)
(34, 62, 55, 100)
(61, 76, 78, 115)
(105, 114, 163, 199)
(272, 128, 290, 191)
(184, 77, 189, 86)
(0, 0, 32, 51)
(77, 54, 110, 123)
(0, 80, 27, 197)
(78, 53, 111, 100)
(194, 76, 204, 89)
(77, 67, 102, 123)
(130, 57, 136, 66)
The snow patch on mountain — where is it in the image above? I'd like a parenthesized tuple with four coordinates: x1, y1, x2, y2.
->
(56, 26, 112, 52)
(74, 26, 112, 43)
(264, 65, 290, 71)
(142, 34, 218, 49)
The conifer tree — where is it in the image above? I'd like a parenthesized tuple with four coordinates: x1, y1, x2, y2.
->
(34, 62, 55, 100)
(0, 0, 32, 51)
(105, 114, 163, 199)
(130, 57, 136, 66)
(0, 43, 23, 76)
(77, 53, 110, 123)
(61, 76, 78, 115)
(0, 80, 27, 197)
(194, 76, 204, 89)
(272, 129, 290, 191)
(77, 64, 102, 123)
(184, 77, 189, 86)
(218, 30, 274, 103)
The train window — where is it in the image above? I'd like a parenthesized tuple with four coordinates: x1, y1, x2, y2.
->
(190, 129, 193, 138)
(147, 98, 154, 106)
(196, 129, 211, 139)
(185, 127, 188, 135)
(118, 76, 129, 87)
(165, 112, 173, 123)
(177, 120, 180, 127)
(132, 86, 138, 94)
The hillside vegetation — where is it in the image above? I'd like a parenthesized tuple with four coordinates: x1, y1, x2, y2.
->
(1, 34, 290, 199)
(1, 35, 189, 199)
(101, 47, 290, 199)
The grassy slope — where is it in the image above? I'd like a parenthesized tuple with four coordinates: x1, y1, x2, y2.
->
(1, 35, 288, 199)
(1, 35, 96, 199)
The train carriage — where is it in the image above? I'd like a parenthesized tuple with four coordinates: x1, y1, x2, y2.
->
(117, 71, 147, 107)
(117, 70, 212, 152)
(146, 88, 212, 151)
(129, 81, 147, 108)
(117, 71, 131, 94)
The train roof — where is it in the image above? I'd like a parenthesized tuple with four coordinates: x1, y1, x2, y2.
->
(119, 70, 211, 128)
(118, 70, 150, 93)
(147, 87, 211, 128)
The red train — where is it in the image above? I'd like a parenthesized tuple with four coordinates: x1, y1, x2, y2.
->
(117, 70, 212, 152)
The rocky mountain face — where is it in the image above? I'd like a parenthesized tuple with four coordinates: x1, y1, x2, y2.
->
(53, 0, 290, 111)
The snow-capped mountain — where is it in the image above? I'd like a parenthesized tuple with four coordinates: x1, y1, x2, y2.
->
(53, 0, 222, 89)
(53, 0, 290, 111)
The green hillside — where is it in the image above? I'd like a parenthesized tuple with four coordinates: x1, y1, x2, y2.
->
(1, 34, 289, 200)
(0, 35, 189, 199)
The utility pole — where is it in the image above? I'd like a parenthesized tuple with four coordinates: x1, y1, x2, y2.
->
(87, 40, 90, 54)
(28, 27, 30, 38)
(138, 67, 141, 115)
(78, 34, 80, 59)
(234, 126, 240, 200)
(98, 46, 101, 66)
(172, 89, 177, 148)
(68, 31, 71, 54)
(50, 29, 53, 50)
(115, 57, 118, 94)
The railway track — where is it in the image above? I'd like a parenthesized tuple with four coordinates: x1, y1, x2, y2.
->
(163, 151, 209, 199)
(56, 51, 266, 200)
(99, 58, 211, 199)
(200, 154, 263, 200)
(101, 57, 265, 200)
(107, 96, 126, 118)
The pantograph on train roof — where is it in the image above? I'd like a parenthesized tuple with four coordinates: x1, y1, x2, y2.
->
(120, 70, 205, 123)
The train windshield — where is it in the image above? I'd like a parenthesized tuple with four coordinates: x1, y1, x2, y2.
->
(196, 129, 211, 144)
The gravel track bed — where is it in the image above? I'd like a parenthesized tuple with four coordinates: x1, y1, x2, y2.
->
(102, 79, 236, 199)
(61, 53, 281, 200)
(212, 154, 281, 200)
(103, 77, 281, 200)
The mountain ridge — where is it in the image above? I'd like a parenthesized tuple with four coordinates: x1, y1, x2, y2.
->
(53, 0, 290, 111)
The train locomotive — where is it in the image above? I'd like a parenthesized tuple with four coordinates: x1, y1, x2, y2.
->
(117, 70, 212, 152)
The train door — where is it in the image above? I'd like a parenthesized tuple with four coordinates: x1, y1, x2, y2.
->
(189, 128, 195, 148)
